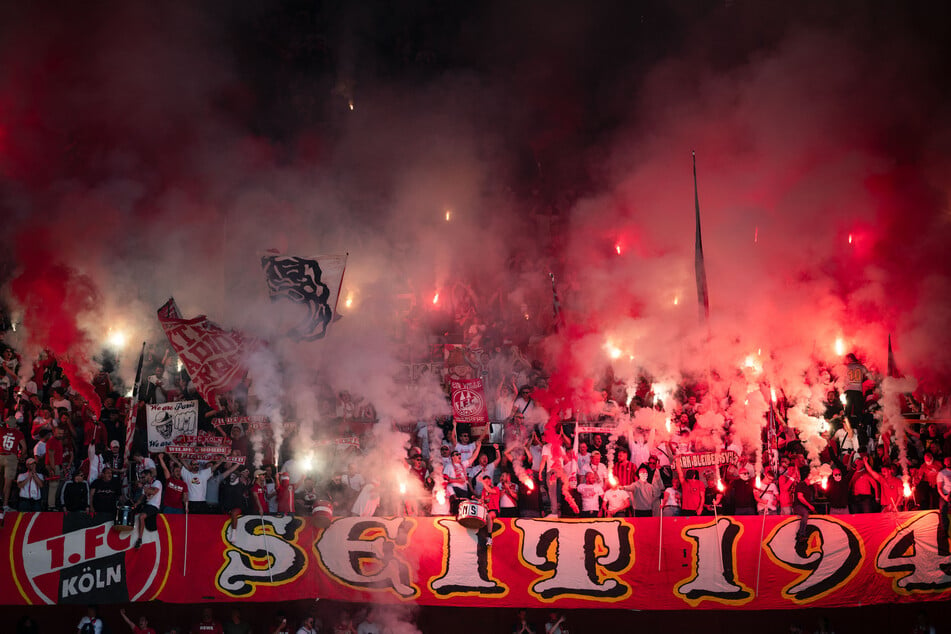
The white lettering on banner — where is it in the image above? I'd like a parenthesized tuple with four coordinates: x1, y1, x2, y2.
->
(62, 565, 121, 598)
(675, 518, 752, 605)
(429, 519, 507, 597)
(876, 511, 951, 593)
(216, 515, 306, 597)
(315, 517, 419, 599)
(765, 517, 864, 603)
(513, 519, 633, 601)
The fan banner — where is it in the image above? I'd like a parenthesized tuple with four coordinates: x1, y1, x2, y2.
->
(4, 511, 950, 608)
(449, 378, 489, 438)
(157, 298, 255, 407)
(145, 401, 198, 453)
(261, 253, 347, 341)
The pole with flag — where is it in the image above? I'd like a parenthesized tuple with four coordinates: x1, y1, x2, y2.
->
(887, 334, 899, 378)
(549, 272, 566, 333)
(123, 342, 147, 492)
(693, 151, 710, 323)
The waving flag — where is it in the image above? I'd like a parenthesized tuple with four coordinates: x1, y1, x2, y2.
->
(693, 151, 710, 322)
(157, 298, 254, 407)
(261, 253, 347, 341)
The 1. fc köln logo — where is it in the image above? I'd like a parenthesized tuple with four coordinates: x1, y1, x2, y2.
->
(9, 513, 172, 604)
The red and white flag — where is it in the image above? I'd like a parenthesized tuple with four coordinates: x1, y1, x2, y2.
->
(157, 298, 255, 407)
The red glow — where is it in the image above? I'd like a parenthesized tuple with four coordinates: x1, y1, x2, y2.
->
(522, 478, 534, 491)
(615, 244, 621, 255)
(432, 292, 439, 305)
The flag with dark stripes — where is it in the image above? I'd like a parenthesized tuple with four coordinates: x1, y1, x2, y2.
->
(693, 151, 710, 322)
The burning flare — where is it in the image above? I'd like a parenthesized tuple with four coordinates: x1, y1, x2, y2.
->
(522, 477, 534, 492)
(432, 292, 439, 305)
(903, 480, 912, 498)
(834, 337, 846, 357)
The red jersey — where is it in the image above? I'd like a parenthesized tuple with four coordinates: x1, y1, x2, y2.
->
(133, 627, 157, 634)
(682, 479, 705, 514)
(613, 460, 637, 486)
(0, 428, 24, 456)
(481, 486, 501, 513)
(164, 477, 187, 510)
(277, 482, 295, 513)
(191, 622, 224, 634)
(250, 483, 268, 514)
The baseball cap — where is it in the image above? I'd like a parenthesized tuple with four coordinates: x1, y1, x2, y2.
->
(254, 470, 266, 477)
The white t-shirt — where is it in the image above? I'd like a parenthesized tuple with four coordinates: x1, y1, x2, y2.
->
(454, 440, 477, 465)
(577, 483, 604, 512)
(603, 488, 630, 514)
(181, 466, 212, 502)
(77, 616, 104, 634)
(17, 471, 44, 499)
(146, 480, 163, 509)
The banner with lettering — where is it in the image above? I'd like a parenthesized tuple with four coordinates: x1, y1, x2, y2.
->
(3, 511, 949, 608)
(675, 451, 740, 471)
(145, 401, 198, 453)
(449, 378, 489, 439)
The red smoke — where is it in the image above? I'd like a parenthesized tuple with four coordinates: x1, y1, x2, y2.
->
(10, 230, 102, 416)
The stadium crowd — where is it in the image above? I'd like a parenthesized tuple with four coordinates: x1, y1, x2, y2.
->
(0, 290, 950, 556)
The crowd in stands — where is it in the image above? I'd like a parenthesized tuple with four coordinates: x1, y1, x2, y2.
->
(0, 288, 950, 550)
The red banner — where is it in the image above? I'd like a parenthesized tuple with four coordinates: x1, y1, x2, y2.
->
(157, 298, 256, 408)
(3, 511, 950, 608)
(449, 378, 489, 437)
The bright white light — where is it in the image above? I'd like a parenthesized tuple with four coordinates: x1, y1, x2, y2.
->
(605, 343, 622, 360)
(834, 337, 846, 356)
(615, 244, 621, 255)
(432, 292, 439, 305)
(839, 393, 847, 406)
(107, 330, 127, 349)
(300, 454, 314, 471)
(770, 388, 777, 403)
(176, 359, 183, 372)
(348, 100, 354, 111)
(673, 296, 679, 306)
(345, 293, 354, 309)
(445, 210, 451, 221)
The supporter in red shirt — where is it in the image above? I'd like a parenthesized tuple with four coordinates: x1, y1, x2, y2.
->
(192, 608, 224, 634)
(251, 470, 269, 514)
(276, 472, 295, 514)
(120, 608, 157, 634)
(83, 418, 108, 452)
(0, 416, 26, 511)
(44, 426, 71, 510)
(612, 447, 637, 486)
(674, 457, 706, 516)
(158, 453, 189, 514)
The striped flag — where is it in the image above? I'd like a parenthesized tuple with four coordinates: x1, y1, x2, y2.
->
(122, 342, 146, 463)
(157, 298, 256, 407)
(693, 151, 710, 322)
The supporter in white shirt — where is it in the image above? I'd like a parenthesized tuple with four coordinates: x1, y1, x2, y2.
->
(576, 472, 604, 517)
(453, 430, 478, 465)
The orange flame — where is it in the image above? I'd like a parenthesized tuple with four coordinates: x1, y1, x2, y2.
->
(522, 477, 534, 492)
(716, 478, 725, 493)
(903, 480, 912, 498)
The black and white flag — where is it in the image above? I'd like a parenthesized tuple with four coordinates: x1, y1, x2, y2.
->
(261, 253, 347, 341)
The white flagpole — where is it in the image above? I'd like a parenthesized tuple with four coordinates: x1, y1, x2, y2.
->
(260, 514, 275, 583)
(713, 503, 724, 573)
(755, 508, 767, 595)
(658, 501, 664, 571)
